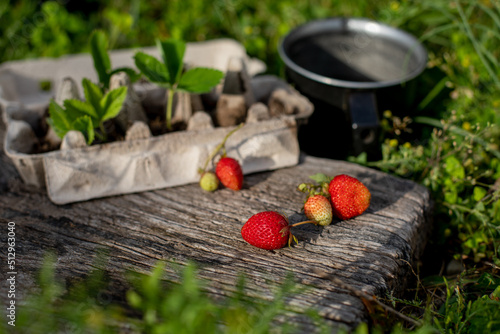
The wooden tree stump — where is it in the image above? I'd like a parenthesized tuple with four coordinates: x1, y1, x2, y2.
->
(0, 121, 432, 331)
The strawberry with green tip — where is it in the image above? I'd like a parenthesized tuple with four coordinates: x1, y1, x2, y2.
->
(304, 194, 333, 226)
(328, 174, 371, 220)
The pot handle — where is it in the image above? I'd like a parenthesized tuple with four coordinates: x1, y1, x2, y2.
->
(348, 91, 380, 157)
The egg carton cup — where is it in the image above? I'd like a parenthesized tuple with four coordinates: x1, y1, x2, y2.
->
(0, 39, 313, 204)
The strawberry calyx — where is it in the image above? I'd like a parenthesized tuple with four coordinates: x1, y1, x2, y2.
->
(297, 173, 332, 199)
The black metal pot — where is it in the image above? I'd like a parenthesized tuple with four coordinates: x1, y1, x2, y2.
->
(278, 17, 427, 159)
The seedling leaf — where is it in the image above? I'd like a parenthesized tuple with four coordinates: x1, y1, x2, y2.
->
(309, 173, 331, 185)
(90, 30, 111, 88)
(72, 115, 95, 145)
(156, 38, 185, 86)
(48, 100, 72, 138)
(134, 38, 223, 131)
(82, 78, 103, 116)
(63, 98, 99, 122)
(178, 67, 224, 93)
(100, 86, 128, 121)
(134, 52, 170, 85)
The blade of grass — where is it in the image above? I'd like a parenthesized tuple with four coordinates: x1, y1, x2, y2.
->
(472, 23, 500, 42)
(477, 43, 500, 70)
(456, 0, 500, 90)
(418, 76, 449, 111)
(476, 2, 500, 31)
(419, 22, 460, 43)
(414, 116, 500, 159)
(494, 0, 500, 13)
(426, 2, 460, 23)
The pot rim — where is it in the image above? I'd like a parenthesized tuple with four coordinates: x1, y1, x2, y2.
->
(278, 17, 428, 90)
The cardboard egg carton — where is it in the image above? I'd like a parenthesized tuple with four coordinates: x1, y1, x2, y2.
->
(0, 39, 313, 204)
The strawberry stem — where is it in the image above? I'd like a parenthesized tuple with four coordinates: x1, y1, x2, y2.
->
(290, 220, 318, 228)
(287, 220, 317, 248)
(166, 88, 175, 131)
(199, 123, 244, 174)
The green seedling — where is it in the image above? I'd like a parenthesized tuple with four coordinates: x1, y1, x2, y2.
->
(133, 38, 224, 131)
(90, 30, 140, 90)
(48, 78, 127, 145)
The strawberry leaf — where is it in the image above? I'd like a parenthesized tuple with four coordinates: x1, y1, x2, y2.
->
(156, 38, 185, 86)
(309, 173, 332, 185)
(82, 78, 103, 116)
(90, 30, 111, 88)
(133, 52, 170, 86)
(100, 86, 128, 122)
(48, 100, 72, 139)
(72, 115, 95, 145)
(63, 99, 99, 122)
(178, 68, 224, 93)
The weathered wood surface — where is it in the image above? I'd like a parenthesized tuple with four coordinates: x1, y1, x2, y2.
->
(0, 119, 432, 332)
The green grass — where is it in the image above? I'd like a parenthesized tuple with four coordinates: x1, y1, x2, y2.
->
(1, 0, 500, 332)
(0, 254, 330, 334)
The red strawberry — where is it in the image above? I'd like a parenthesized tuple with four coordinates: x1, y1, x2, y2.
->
(304, 195, 333, 226)
(328, 174, 371, 220)
(241, 211, 291, 250)
(216, 157, 243, 191)
(241, 211, 319, 250)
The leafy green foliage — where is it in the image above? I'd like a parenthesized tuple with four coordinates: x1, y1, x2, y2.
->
(8, 252, 121, 334)
(357, 95, 500, 267)
(344, 1, 500, 332)
(5, 255, 327, 334)
(127, 262, 220, 334)
(0, 1, 90, 62)
(133, 38, 224, 130)
(2, 0, 500, 332)
(48, 78, 127, 144)
(47, 101, 95, 145)
(134, 38, 225, 92)
(432, 273, 500, 333)
(90, 30, 140, 90)
(125, 262, 322, 334)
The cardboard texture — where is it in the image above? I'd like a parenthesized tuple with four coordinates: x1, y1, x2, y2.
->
(0, 39, 313, 204)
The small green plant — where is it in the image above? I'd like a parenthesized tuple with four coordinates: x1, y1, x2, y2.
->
(47, 78, 127, 145)
(9, 252, 121, 334)
(133, 38, 224, 131)
(126, 261, 328, 334)
(434, 273, 500, 333)
(90, 30, 140, 90)
(6, 253, 328, 334)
